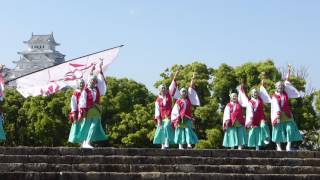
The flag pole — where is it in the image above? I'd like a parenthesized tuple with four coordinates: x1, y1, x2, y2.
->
(5, 45, 124, 84)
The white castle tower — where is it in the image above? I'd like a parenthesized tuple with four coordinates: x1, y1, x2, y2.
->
(10, 33, 65, 79)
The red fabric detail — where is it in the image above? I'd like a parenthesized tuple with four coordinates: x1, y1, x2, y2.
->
(227, 102, 245, 126)
(84, 87, 101, 109)
(155, 93, 172, 121)
(273, 92, 292, 118)
(177, 98, 192, 120)
(78, 108, 87, 120)
(249, 97, 266, 126)
(73, 91, 81, 104)
(171, 98, 193, 127)
(68, 111, 77, 123)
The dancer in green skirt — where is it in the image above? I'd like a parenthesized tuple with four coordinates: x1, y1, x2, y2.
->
(238, 79, 272, 150)
(68, 79, 85, 145)
(171, 73, 200, 150)
(153, 71, 180, 149)
(78, 61, 108, 148)
(271, 65, 302, 151)
(223, 89, 248, 150)
(0, 64, 6, 141)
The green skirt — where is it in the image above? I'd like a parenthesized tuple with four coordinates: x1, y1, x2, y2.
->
(0, 115, 5, 141)
(223, 126, 247, 148)
(174, 118, 198, 145)
(68, 121, 81, 144)
(153, 118, 175, 144)
(272, 119, 302, 143)
(260, 121, 271, 142)
(77, 118, 108, 143)
(247, 127, 262, 147)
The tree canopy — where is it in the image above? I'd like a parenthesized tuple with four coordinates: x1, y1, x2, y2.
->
(1, 60, 319, 150)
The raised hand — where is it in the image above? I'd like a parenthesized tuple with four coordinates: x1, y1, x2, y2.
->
(190, 72, 196, 88)
(99, 58, 104, 69)
(173, 70, 179, 80)
(286, 64, 292, 80)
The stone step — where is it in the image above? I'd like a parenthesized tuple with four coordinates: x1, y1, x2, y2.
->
(0, 155, 319, 166)
(0, 172, 319, 180)
(0, 163, 320, 174)
(0, 147, 319, 158)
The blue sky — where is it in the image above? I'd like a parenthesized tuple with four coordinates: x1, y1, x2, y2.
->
(1, 0, 319, 93)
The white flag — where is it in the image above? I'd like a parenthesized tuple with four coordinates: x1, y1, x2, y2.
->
(15, 46, 122, 97)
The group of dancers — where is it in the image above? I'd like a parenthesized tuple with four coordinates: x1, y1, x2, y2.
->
(153, 65, 302, 151)
(223, 65, 302, 151)
(0, 63, 303, 151)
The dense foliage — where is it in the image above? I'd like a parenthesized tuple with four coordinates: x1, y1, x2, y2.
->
(1, 60, 319, 150)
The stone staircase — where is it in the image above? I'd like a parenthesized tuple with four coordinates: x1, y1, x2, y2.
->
(0, 147, 319, 180)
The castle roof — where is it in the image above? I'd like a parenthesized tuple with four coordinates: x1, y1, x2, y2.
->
(24, 33, 59, 45)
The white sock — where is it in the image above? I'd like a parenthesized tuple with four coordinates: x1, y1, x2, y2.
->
(238, 145, 243, 150)
(179, 144, 184, 149)
(187, 144, 192, 148)
(164, 138, 169, 148)
(286, 142, 292, 151)
(256, 146, 259, 151)
(276, 143, 282, 151)
(161, 144, 165, 149)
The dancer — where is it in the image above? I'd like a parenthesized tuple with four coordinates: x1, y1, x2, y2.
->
(271, 65, 302, 151)
(78, 61, 108, 148)
(171, 73, 200, 149)
(222, 86, 248, 150)
(68, 79, 85, 145)
(238, 79, 272, 150)
(153, 71, 180, 149)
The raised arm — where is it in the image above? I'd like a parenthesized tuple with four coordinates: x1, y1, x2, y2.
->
(0, 64, 4, 99)
(96, 61, 107, 95)
(286, 64, 292, 81)
(188, 72, 200, 106)
(259, 80, 272, 104)
(169, 71, 180, 99)
(283, 64, 300, 98)
(237, 85, 249, 107)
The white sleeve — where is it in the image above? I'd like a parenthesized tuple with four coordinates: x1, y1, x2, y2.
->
(223, 106, 231, 127)
(155, 101, 160, 119)
(271, 96, 280, 124)
(96, 73, 107, 95)
(237, 85, 249, 107)
(245, 104, 254, 127)
(188, 87, 200, 106)
(79, 90, 87, 109)
(284, 80, 300, 99)
(259, 85, 272, 104)
(70, 95, 78, 112)
(169, 80, 180, 99)
(0, 86, 3, 102)
(171, 103, 180, 122)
